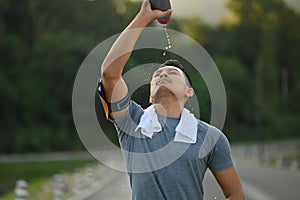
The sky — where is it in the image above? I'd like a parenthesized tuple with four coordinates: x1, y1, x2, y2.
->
(171, 0, 232, 24)
(131, 0, 300, 24)
(171, 0, 300, 24)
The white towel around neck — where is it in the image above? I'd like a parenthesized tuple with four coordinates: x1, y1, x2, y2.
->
(135, 105, 198, 143)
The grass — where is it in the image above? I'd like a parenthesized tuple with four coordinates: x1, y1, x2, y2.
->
(0, 159, 98, 200)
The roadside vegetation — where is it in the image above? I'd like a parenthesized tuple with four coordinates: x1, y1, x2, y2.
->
(0, 159, 97, 199)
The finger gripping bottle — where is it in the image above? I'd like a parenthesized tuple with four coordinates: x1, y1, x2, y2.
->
(149, 0, 172, 24)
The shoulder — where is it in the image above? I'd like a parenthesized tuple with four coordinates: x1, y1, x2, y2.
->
(197, 120, 224, 141)
(196, 122, 234, 172)
(197, 121, 230, 158)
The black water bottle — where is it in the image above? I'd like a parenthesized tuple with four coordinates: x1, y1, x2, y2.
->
(149, 0, 172, 24)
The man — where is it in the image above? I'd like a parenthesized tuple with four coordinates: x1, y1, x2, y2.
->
(98, 0, 244, 199)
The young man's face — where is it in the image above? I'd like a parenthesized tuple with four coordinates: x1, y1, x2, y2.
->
(150, 66, 193, 103)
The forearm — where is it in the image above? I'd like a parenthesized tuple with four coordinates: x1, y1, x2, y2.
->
(101, 0, 172, 79)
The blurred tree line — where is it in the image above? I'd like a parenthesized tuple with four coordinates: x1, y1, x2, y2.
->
(183, 0, 300, 141)
(0, 0, 299, 153)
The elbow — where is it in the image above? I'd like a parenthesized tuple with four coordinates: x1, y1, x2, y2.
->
(101, 70, 114, 79)
(237, 191, 245, 200)
(101, 67, 121, 81)
(226, 191, 245, 200)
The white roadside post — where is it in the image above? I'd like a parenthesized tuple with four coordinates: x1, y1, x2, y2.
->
(15, 180, 28, 200)
(53, 174, 69, 200)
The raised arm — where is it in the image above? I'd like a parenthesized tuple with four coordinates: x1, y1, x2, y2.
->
(100, 0, 172, 119)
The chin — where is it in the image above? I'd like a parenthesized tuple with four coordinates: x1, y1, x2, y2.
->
(152, 85, 176, 98)
(156, 85, 172, 92)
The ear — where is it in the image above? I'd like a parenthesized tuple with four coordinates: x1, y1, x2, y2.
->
(186, 87, 194, 98)
(149, 95, 153, 103)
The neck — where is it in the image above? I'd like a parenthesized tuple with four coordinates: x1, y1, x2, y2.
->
(153, 97, 184, 118)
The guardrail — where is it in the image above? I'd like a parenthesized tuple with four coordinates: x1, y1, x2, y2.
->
(232, 139, 300, 171)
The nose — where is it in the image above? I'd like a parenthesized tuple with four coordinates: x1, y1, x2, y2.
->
(160, 71, 168, 78)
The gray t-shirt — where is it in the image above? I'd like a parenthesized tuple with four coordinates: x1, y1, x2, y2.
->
(112, 101, 234, 200)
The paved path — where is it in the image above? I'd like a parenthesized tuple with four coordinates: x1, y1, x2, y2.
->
(85, 160, 300, 200)
(86, 172, 131, 200)
(237, 161, 300, 200)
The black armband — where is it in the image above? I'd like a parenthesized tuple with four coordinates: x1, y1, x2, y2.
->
(96, 78, 130, 119)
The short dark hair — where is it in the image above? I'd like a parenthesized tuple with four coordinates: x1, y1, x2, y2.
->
(159, 59, 192, 87)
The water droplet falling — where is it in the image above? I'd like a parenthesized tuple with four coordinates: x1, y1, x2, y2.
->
(162, 24, 172, 57)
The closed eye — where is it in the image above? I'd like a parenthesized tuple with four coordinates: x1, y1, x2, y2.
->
(169, 71, 178, 75)
(152, 68, 180, 77)
(153, 72, 161, 77)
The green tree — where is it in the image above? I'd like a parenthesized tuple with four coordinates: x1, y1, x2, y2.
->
(0, 0, 141, 153)
(227, 0, 300, 139)
(176, 0, 300, 141)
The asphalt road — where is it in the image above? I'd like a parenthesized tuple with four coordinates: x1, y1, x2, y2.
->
(86, 172, 132, 200)
(236, 161, 300, 200)
(86, 161, 300, 200)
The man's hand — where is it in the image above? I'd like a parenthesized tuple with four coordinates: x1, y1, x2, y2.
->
(137, 0, 173, 25)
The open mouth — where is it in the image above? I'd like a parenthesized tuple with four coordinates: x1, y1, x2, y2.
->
(156, 79, 170, 85)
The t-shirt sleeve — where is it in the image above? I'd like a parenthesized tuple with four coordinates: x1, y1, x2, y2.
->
(111, 100, 144, 137)
(207, 132, 234, 173)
